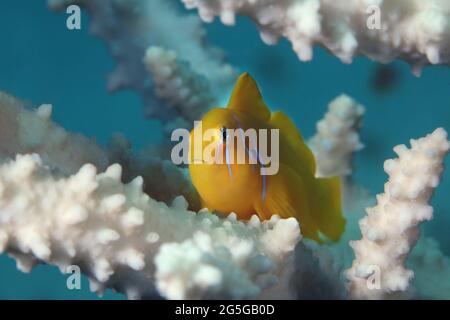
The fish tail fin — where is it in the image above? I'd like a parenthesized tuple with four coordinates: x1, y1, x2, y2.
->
(312, 176, 346, 242)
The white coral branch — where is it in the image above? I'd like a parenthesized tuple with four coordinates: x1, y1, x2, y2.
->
(346, 128, 450, 299)
(0, 92, 108, 174)
(183, 0, 450, 73)
(144, 46, 216, 133)
(0, 154, 301, 299)
(309, 94, 365, 179)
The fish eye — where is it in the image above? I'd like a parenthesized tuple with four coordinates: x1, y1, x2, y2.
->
(220, 127, 227, 142)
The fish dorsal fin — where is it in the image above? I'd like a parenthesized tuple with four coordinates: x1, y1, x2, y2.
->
(270, 111, 316, 175)
(227, 73, 271, 122)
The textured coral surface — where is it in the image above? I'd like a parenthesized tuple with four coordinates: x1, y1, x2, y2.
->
(183, 0, 450, 73)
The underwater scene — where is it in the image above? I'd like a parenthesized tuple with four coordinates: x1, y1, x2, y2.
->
(0, 0, 449, 300)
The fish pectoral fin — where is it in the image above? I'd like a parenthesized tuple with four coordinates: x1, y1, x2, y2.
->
(254, 163, 321, 242)
(269, 111, 316, 175)
(310, 176, 346, 242)
(227, 73, 271, 122)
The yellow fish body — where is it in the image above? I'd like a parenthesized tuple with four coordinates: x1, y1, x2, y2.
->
(189, 73, 345, 242)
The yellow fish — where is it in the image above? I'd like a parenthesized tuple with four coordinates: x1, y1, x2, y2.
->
(189, 73, 345, 242)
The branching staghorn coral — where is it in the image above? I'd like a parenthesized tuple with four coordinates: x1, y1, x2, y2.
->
(0, 0, 448, 302)
(182, 0, 450, 73)
(309, 94, 365, 179)
(48, 0, 237, 129)
(305, 97, 449, 300)
(2, 87, 450, 299)
(0, 91, 197, 207)
(0, 90, 347, 300)
(143, 46, 216, 134)
(306, 186, 450, 300)
(0, 154, 301, 299)
(0, 85, 301, 300)
(346, 128, 450, 299)
(2, 88, 450, 300)
(309, 94, 365, 205)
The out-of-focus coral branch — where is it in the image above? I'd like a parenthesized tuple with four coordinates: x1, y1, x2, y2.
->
(346, 128, 450, 299)
(48, 0, 237, 129)
(143, 46, 215, 134)
(309, 94, 365, 180)
(0, 92, 108, 174)
(309, 94, 365, 204)
(182, 0, 450, 73)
